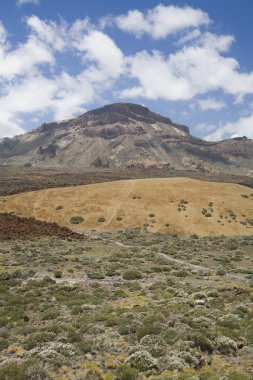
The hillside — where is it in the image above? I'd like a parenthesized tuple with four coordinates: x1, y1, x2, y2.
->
(1, 178, 252, 236)
(0, 103, 252, 175)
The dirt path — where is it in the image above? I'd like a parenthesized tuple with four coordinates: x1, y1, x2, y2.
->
(158, 252, 252, 283)
(21, 275, 124, 285)
(114, 241, 252, 284)
(158, 252, 213, 272)
(103, 180, 134, 228)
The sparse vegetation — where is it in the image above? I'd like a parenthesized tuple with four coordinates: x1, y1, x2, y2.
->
(69, 216, 84, 224)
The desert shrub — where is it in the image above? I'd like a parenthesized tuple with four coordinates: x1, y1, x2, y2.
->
(163, 328, 179, 345)
(114, 289, 127, 298)
(41, 308, 58, 321)
(85, 370, 103, 380)
(227, 371, 252, 380)
(191, 291, 207, 300)
(54, 270, 62, 278)
(0, 339, 9, 350)
(87, 272, 105, 280)
(216, 269, 225, 276)
(140, 335, 166, 357)
(68, 330, 82, 343)
(125, 350, 157, 372)
(55, 205, 63, 210)
(136, 324, 161, 341)
(188, 332, 214, 353)
(173, 270, 188, 278)
(77, 340, 92, 354)
(116, 216, 123, 221)
(191, 316, 214, 329)
(98, 216, 106, 222)
(123, 270, 142, 280)
(159, 354, 186, 372)
(69, 216, 84, 224)
(119, 366, 138, 380)
(215, 336, 237, 355)
(0, 362, 28, 380)
(0, 360, 52, 380)
(149, 213, 155, 218)
(24, 332, 56, 350)
(217, 314, 240, 329)
(27, 361, 52, 379)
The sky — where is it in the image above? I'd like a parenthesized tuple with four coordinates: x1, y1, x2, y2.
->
(0, 0, 253, 141)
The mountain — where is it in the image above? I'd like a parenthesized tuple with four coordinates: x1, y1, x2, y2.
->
(0, 103, 252, 175)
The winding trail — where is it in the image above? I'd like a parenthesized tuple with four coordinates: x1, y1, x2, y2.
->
(115, 241, 252, 284)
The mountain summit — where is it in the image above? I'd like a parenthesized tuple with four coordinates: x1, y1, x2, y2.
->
(0, 103, 252, 175)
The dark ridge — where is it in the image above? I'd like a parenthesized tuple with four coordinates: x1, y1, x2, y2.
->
(77, 103, 189, 133)
(0, 213, 84, 241)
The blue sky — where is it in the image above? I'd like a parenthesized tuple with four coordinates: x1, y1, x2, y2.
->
(0, 0, 253, 141)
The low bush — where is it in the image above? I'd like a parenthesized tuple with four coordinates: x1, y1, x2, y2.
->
(69, 216, 84, 224)
(123, 270, 142, 280)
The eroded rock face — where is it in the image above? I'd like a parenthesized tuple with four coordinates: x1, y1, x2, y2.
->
(0, 103, 252, 175)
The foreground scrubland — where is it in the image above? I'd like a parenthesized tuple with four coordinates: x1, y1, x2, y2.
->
(0, 228, 252, 379)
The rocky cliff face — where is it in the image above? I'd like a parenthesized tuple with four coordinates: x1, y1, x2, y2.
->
(0, 103, 252, 175)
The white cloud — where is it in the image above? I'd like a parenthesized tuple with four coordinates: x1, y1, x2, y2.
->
(17, 0, 40, 6)
(121, 32, 253, 102)
(26, 15, 67, 52)
(121, 50, 191, 100)
(195, 122, 217, 133)
(115, 4, 210, 39)
(176, 29, 201, 45)
(0, 35, 54, 80)
(198, 97, 226, 111)
(0, 6, 253, 141)
(0, 17, 125, 138)
(206, 113, 253, 140)
(75, 30, 124, 78)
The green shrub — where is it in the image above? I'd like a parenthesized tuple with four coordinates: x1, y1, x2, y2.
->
(123, 270, 142, 280)
(55, 205, 63, 210)
(188, 332, 214, 353)
(78, 340, 92, 354)
(98, 217, 106, 223)
(87, 272, 105, 280)
(0, 339, 9, 350)
(69, 216, 84, 224)
(119, 366, 138, 380)
(136, 324, 161, 341)
(41, 308, 58, 321)
(125, 350, 157, 372)
(149, 213, 155, 218)
(54, 270, 62, 278)
(215, 336, 237, 355)
(0, 362, 28, 380)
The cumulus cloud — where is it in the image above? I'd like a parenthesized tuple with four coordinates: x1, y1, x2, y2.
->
(0, 16, 124, 139)
(115, 4, 210, 39)
(75, 30, 124, 78)
(1, 4, 253, 140)
(198, 97, 226, 111)
(206, 113, 253, 140)
(17, 0, 40, 6)
(121, 32, 253, 102)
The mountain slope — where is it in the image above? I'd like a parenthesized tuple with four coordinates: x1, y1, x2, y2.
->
(0, 103, 252, 175)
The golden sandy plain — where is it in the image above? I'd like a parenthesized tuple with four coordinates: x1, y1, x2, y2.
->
(0, 178, 253, 236)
